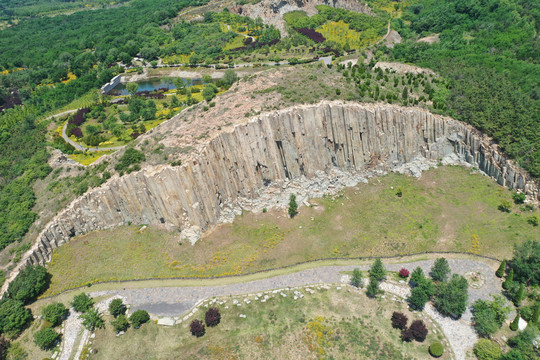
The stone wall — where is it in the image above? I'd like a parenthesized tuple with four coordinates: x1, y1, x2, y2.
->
(4, 102, 537, 291)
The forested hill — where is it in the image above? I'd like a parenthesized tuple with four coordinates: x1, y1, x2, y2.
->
(390, 0, 539, 178)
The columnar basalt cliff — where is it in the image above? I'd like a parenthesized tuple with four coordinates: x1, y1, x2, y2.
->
(4, 102, 538, 290)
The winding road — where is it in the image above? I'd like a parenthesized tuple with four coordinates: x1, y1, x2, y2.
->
(57, 257, 505, 360)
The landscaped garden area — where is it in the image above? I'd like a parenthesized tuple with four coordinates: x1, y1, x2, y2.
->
(89, 285, 447, 360)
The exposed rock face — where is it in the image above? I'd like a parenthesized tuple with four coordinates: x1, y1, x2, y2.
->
(230, 0, 374, 35)
(5, 102, 538, 291)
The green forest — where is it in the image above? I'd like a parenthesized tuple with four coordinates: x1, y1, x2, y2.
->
(391, 0, 540, 177)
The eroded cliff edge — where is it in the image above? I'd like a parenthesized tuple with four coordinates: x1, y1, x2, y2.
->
(9, 102, 538, 287)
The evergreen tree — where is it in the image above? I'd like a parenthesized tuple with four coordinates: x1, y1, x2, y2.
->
(509, 312, 520, 331)
(513, 284, 525, 306)
(496, 260, 506, 278)
(402, 87, 408, 100)
(366, 276, 379, 297)
(409, 267, 425, 286)
(351, 268, 363, 288)
(288, 194, 298, 218)
(531, 303, 540, 324)
(503, 269, 514, 290)
(430, 258, 451, 282)
(369, 258, 386, 281)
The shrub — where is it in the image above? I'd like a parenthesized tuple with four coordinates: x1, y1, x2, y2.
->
(81, 308, 104, 331)
(528, 215, 539, 226)
(401, 328, 413, 342)
(496, 260, 506, 278)
(0, 337, 8, 359)
(0, 299, 32, 335)
(33, 328, 60, 350)
(429, 342, 444, 357)
(190, 319, 205, 337)
(498, 200, 512, 212)
(111, 315, 130, 333)
(510, 312, 520, 331)
(42, 303, 68, 327)
(351, 268, 363, 288)
(391, 312, 408, 330)
(409, 320, 428, 342)
(512, 192, 526, 204)
(130, 310, 150, 328)
(6, 341, 28, 359)
(71, 293, 94, 313)
(474, 339, 502, 360)
(369, 258, 386, 281)
(6, 265, 49, 304)
(399, 268, 410, 278)
(205, 308, 221, 327)
(70, 127, 83, 138)
(108, 299, 127, 317)
(115, 148, 145, 173)
(288, 194, 298, 217)
(297, 28, 326, 43)
(430, 258, 450, 282)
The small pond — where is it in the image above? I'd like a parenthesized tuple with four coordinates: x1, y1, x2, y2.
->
(109, 78, 207, 96)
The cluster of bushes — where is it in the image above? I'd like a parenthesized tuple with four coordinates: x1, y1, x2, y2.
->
(33, 302, 68, 350)
(189, 307, 221, 337)
(108, 298, 149, 332)
(407, 258, 469, 318)
(114, 148, 145, 174)
(391, 312, 429, 342)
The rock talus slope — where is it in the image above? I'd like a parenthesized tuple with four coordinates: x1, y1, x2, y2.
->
(7, 102, 538, 289)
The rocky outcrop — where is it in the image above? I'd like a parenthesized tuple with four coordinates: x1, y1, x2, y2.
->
(230, 0, 374, 35)
(4, 102, 538, 291)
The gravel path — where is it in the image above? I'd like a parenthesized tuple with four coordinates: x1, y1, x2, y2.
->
(95, 259, 500, 316)
(58, 309, 83, 360)
(58, 258, 500, 360)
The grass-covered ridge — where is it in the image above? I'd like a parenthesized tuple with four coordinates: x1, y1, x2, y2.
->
(44, 166, 539, 295)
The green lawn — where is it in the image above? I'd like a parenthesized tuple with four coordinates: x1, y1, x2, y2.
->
(44, 166, 538, 295)
(90, 287, 450, 360)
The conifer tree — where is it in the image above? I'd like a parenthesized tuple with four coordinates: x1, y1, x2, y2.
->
(510, 312, 520, 331)
(369, 258, 386, 281)
(513, 284, 525, 306)
(495, 260, 506, 278)
(502, 269, 514, 290)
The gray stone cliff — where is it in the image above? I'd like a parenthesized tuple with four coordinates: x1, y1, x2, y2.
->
(3, 102, 537, 291)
